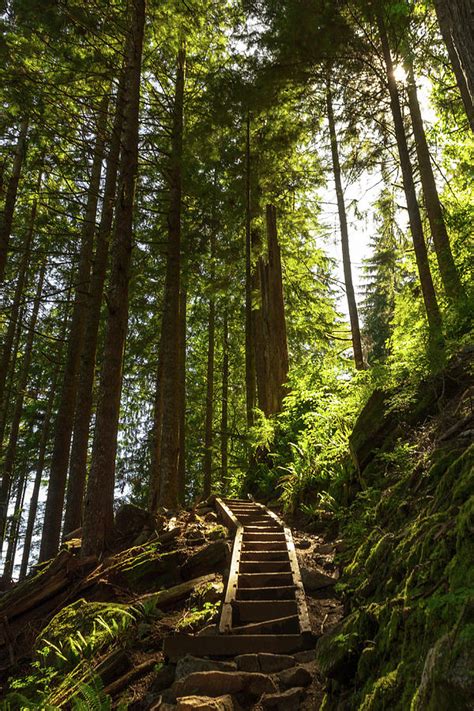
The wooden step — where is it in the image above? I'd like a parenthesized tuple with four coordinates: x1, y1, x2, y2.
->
(231, 614, 300, 635)
(163, 633, 311, 661)
(238, 572, 293, 588)
(232, 599, 298, 623)
(240, 550, 289, 561)
(243, 541, 287, 551)
(239, 560, 292, 573)
(236, 585, 297, 600)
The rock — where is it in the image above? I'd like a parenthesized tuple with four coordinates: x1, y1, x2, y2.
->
(176, 695, 234, 710)
(180, 541, 229, 580)
(150, 664, 177, 692)
(301, 566, 337, 591)
(207, 525, 227, 540)
(317, 543, 335, 555)
(175, 656, 236, 680)
(413, 626, 474, 710)
(197, 624, 219, 636)
(172, 671, 277, 699)
(278, 666, 312, 688)
(293, 650, 316, 664)
(114, 503, 156, 539)
(148, 698, 177, 711)
(261, 687, 304, 709)
(236, 653, 295, 673)
(296, 539, 312, 549)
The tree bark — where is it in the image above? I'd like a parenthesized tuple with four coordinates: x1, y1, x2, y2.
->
(433, 0, 474, 130)
(0, 119, 28, 283)
(253, 206, 290, 416)
(0, 175, 39, 437)
(326, 76, 365, 370)
(19, 354, 61, 580)
(406, 62, 466, 304)
(82, 1, 145, 558)
(203, 280, 215, 498)
(63, 86, 124, 538)
(156, 46, 185, 510)
(377, 13, 444, 350)
(177, 282, 187, 504)
(0, 262, 46, 556)
(39, 99, 108, 562)
(245, 113, 256, 426)
(2, 467, 28, 581)
(220, 310, 229, 493)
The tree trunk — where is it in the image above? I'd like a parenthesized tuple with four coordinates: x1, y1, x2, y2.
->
(253, 206, 290, 416)
(0, 176, 39, 436)
(156, 46, 185, 510)
(63, 87, 124, 538)
(433, 0, 474, 130)
(39, 100, 108, 563)
(0, 263, 46, 555)
(0, 119, 28, 282)
(203, 282, 215, 499)
(220, 310, 229, 493)
(82, 1, 145, 558)
(245, 113, 256, 426)
(19, 355, 61, 580)
(377, 13, 444, 350)
(148, 339, 164, 512)
(2, 466, 28, 581)
(406, 62, 466, 304)
(177, 282, 187, 505)
(326, 76, 365, 370)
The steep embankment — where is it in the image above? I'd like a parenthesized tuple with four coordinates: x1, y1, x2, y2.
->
(316, 353, 474, 710)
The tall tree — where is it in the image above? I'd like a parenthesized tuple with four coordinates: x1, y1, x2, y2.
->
(0, 119, 28, 282)
(82, 0, 146, 557)
(326, 72, 365, 370)
(244, 113, 256, 426)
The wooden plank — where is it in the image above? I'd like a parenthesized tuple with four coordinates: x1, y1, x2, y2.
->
(163, 633, 309, 661)
(232, 599, 298, 623)
(239, 561, 292, 573)
(235, 586, 297, 600)
(216, 497, 243, 634)
(238, 572, 293, 588)
(284, 526, 312, 635)
(231, 614, 300, 635)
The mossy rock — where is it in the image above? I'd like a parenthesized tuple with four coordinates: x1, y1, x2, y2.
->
(207, 525, 227, 541)
(316, 609, 378, 684)
(121, 548, 184, 592)
(412, 618, 474, 710)
(35, 599, 135, 669)
(359, 664, 402, 711)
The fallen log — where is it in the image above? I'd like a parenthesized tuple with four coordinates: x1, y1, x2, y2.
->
(136, 574, 216, 610)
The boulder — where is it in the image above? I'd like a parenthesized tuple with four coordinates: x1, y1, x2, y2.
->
(172, 671, 277, 699)
(261, 687, 305, 709)
(236, 653, 295, 673)
(301, 566, 337, 591)
(175, 656, 236, 680)
(278, 666, 312, 688)
(180, 541, 229, 580)
(114, 503, 156, 539)
(177, 695, 234, 710)
(293, 650, 316, 664)
(150, 664, 177, 693)
(295, 539, 312, 549)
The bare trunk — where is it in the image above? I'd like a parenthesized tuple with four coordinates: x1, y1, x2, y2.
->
(220, 310, 229, 493)
(245, 113, 256, 426)
(19, 354, 61, 580)
(82, 0, 145, 558)
(253, 207, 290, 416)
(63, 87, 124, 537)
(177, 282, 187, 504)
(40, 100, 108, 563)
(0, 119, 28, 282)
(156, 47, 185, 510)
(377, 13, 444, 350)
(203, 288, 215, 498)
(2, 468, 28, 581)
(0, 263, 46, 554)
(326, 77, 365, 370)
(406, 62, 466, 303)
(0, 176, 39, 435)
(433, 0, 474, 129)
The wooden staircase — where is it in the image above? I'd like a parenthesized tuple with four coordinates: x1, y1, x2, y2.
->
(163, 498, 312, 661)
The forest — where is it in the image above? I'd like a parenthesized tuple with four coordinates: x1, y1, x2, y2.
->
(0, 0, 472, 708)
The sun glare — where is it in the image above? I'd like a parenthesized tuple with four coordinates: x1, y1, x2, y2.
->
(393, 65, 407, 83)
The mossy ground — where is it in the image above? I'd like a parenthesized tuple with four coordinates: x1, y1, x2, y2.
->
(317, 389, 474, 710)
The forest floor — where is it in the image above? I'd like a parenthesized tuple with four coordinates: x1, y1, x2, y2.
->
(0, 501, 343, 710)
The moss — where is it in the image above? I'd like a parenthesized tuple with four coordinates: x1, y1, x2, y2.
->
(207, 525, 227, 540)
(365, 533, 394, 575)
(359, 665, 402, 711)
(316, 609, 377, 684)
(35, 599, 135, 669)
